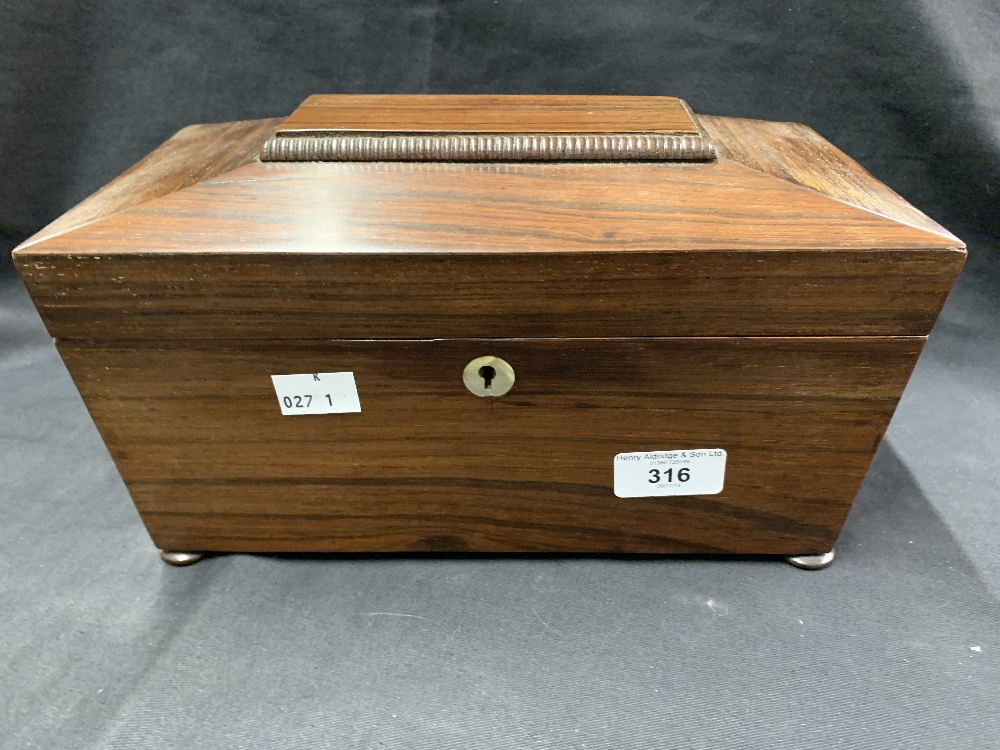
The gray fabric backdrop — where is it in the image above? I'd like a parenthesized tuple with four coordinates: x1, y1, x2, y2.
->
(1, 1, 998, 747)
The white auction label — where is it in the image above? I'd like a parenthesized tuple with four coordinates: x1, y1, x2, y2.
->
(270, 372, 361, 415)
(614, 449, 726, 498)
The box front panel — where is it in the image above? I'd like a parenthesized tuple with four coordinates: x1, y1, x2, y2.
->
(58, 337, 923, 555)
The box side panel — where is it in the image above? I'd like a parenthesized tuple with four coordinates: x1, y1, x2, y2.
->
(57, 337, 924, 555)
(17, 250, 964, 340)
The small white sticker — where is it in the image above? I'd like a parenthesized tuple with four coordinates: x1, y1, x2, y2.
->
(614, 449, 727, 498)
(271, 372, 361, 415)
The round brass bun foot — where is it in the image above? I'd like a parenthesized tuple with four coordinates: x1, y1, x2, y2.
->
(785, 549, 835, 570)
(159, 550, 204, 567)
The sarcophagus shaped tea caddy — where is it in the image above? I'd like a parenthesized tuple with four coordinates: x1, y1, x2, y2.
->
(13, 95, 965, 569)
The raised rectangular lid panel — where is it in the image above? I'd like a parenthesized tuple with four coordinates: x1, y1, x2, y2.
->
(277, 94, 702, 134)
(263, 94, 714, 161)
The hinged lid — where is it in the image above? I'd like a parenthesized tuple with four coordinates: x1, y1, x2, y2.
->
(261, 94, 714, 162)
(12, 97, 965, 342)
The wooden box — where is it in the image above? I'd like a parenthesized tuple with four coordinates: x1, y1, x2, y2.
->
(13, 95, 965, 568)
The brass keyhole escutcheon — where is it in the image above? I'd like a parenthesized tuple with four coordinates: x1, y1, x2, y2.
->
(463, 356, 515, 397)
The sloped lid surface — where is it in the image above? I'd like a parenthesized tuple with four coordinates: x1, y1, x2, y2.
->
(17, 157, 959, 256)
(15, 96, 961, 255)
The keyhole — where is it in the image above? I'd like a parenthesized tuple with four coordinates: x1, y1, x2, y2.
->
(463, 356, 514, 397)
(479, 365, 496, 389)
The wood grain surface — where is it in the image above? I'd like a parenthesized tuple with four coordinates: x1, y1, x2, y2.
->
(59, 336, 924, 555)
(16, 249, 964, 340)
(698, 115, 957, 240)
(277, 94, 701, 134)
(27, 118, 281, 248)
(14, 143, 965, 341)
(17, 158, 959, 257)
